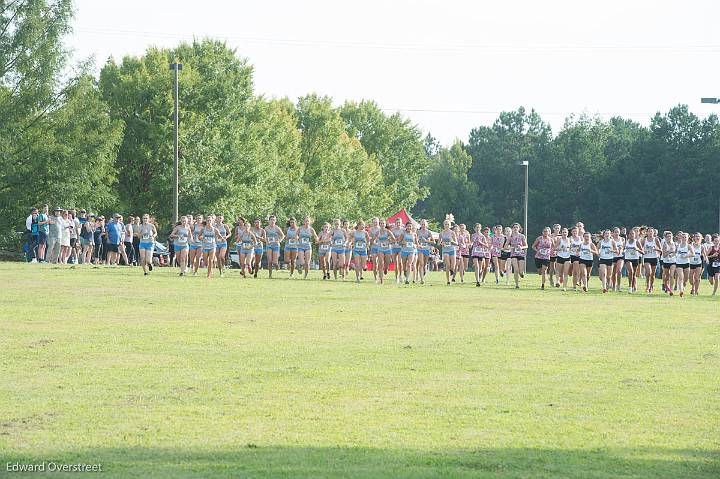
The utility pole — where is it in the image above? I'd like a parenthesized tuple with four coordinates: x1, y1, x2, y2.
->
(170, 62, 183, 224)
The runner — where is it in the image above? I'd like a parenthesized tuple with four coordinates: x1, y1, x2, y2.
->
(190, 215, 204, 276)
(215, 214, 230, 278)
(688, 232, 704, 295)
(554, 227, 572, 291)
(569, 226, 583, 291)
(331, 219, 348, 280)
(501, 226, 513, 285)
(137, 214, 157, 276)
(298, 217, 318, 279)
(531, 227, 553, 290)
(471, 223, 488, 287)
(597, 229, 619, 293)
(674, 232, 692, 297)
(169, 216, 191, 276)
(237, 221, 257, 278)
(351, 220, 371, 283)
(509, 223, 527, 289)
(642, 228, 661, 293)
(578, 232, 598, 292)
(390, 217, 405, 284)
(373, 220, 395, 285)
(549, 223, 561, 287)
(199, 218, 221, 278)
(284, 217, 300, 278)
(317, 223, 333, 280)
(481, 226, 492, 283)
(623, 228, 643, 293)
(660, 230, 677, 296)
(416, 220, 434, 285)
(342, 219, 353, 278)
(438, 220, 458, 285)
(250, 219, 266, 278)
(368, 218, 381, 282)
(490, 225, 505, 285)
(611, 227, 625, 291)
(264, 215, 285, 279)
(706, 234, 720, 295)
(400, 222, 419, 285)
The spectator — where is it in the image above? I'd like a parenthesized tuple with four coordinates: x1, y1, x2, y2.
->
(124, 216, 136, 266)
(132, 215, 141, 262)
(36, 204, 49, 262)
(25, 207, 38, 262)
(93, 216, 106, 263)
(68, 209, 80, 264)
(106, 214, 123, 265)
(46, 207, 63, 264)
(80, 214, 96, 264)
(60, 210, 72, 264)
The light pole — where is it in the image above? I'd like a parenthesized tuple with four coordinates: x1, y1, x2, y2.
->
(700, 97, 720, 232)
(169, 62, 183, 224)
(520, 160, 529, 237)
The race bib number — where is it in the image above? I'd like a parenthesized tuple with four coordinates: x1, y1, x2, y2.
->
(288, 239, 298, 246)
(268, 236, 278, 244)
(713, 261, 720, 267)
(334, 239, 344, 246)
(380, 241, 389, 248)
(539, 248, 549, 256)
(443, 241, 451, 247)
(355, 241, 366, 249)
(142, 232, 151, 240)
(405, 241, 414, 248)
(473, 247, 482, 255)
(320, 244, 330, 251)
(301, 237, 310, 244)
(513, 247, 522, 255)
(242, 242, 252, 249)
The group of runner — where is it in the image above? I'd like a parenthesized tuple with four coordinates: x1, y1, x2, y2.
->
(162, 214, 720, 296)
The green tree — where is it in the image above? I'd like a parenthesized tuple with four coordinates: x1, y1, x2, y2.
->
(340, 100, 430, 210)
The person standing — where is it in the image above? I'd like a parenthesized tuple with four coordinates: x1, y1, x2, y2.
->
(124, 216, 136, 266)
(106, 214, 123, 266)
(36, 204, 50, 262)
(45, 207, 63, 264)
(25, 207, 38, 262)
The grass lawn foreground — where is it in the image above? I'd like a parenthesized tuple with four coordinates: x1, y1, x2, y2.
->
(1, 262, 718, 478)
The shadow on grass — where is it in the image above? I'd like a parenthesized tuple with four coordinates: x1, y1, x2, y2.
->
(2, 446, 718, 478)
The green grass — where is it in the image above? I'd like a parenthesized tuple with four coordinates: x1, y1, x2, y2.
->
(1, 262, 718, 478)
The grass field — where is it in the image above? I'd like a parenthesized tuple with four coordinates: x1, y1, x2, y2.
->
(1, 261, 718, 478)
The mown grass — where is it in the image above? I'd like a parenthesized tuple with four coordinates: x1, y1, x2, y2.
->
(0, 262, 718, 478)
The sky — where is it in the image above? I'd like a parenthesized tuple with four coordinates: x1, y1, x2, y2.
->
(67, 0, 720, 145)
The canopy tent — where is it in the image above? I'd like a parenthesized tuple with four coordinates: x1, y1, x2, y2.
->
(386, 208, 419, 228)
(385, 209, 438, 239)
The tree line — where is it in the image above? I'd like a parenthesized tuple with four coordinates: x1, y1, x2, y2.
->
(2, 1, 719, 248)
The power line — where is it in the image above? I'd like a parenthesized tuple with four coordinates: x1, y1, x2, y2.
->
(74, 27, 720, 54)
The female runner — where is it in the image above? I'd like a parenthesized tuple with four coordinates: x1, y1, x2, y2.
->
(390, 218, 405, 284)
(706, 235, 720, 295)
(481, 226, 492, 283)
(298, 217, 318, 279)
(233, 217, 247, 275)
(368, 218, 381, 281)
(455, 224, 470, 284)
(438, 220, 458, 285)
(578, 232, 599, 292)
(689, 232, 704, 295)
(501, 226, 513, 285)
(215, 214, 230, 278)
(284, 217, 300, 278)
(189, 215, 203, 275)
(237, 221, 257, 278)
(169, 215, 190, 276)
(610, 227, 625, 292)
(509, 223, 527, 289)
(137, 214, 157, 276)
(674, 233, 692, 297)
(416, 219, 434, 285)
(597, 230, 619, 293)
(352, 220, 371, 283)
(317, 223, 333, 280)
(264, 215, 285, 279)
(250, 219, 266, 278)
(549, 223, 561, 287)
(471, 223, 488, 287)
(331, 219, 348, 280)
(531, 227, 553, 290)
(199, 218, 221, 278)
(373, 220, 395, 284)
(399, 222, 419, 285)
(622, 228, 643, 294)
(569, 226, 583, 291)
(643, 228, 661, 293)
(660, 230, 677, 295)
(554, 227, 572, 291)
(490, 225, 505, 285)
(342, 219, 353, 278)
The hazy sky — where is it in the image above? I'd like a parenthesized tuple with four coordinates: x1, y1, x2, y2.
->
(68, 0, 720, 145)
